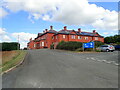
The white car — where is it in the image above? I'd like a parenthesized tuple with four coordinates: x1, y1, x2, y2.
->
(99, 45, 115, 52)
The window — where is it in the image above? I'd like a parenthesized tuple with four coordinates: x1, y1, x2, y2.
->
(95, 37, 98, 40)
(56, 36, 58, 39)
(52, 37, 54, 40)
(34, 44, 36, 47)
(78, 36, 82, 39)
(71, 35, 75, 39)
(63, 35, 66, 38)
(41, 42, 44, 46)
(85, 37, 88, 40)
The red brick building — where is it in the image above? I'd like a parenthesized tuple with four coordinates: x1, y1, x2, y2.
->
(27, 26, 104, 49)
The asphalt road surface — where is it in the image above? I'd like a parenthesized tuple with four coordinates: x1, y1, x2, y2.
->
(2, 49, 119, 88)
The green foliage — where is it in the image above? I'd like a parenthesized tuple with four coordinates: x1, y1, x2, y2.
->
(75, 48, 83, 52)
(1, 42, 20, 51)
(84, 48, 93, 51)
(56, 41, 82, 51)
(95, 49, 101, 52)
(94, 41, 104, 48)
(50, 43, 54, 49)
(116, 42, 120, 45)
(104, 35, 120, 44)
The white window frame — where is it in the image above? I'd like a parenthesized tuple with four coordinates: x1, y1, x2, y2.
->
(34, 44, 36, 47)
(63, 35, 66, 39)
(85, 37, 88, 40)
(41, 42, 44, 46)
(78, 36, 82, 39)
(71, 35, 75, 39)
(56, 36, 58, 39)
(95, 37, 98, 40)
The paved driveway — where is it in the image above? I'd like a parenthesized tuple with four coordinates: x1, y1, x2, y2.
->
(2, 49, 118, 88)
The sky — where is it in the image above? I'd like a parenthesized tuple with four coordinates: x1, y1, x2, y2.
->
(0, 0, 119, 48)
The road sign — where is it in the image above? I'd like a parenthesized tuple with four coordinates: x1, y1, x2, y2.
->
(83, 42, 94, 48)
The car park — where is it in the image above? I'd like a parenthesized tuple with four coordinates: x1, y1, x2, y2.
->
(99, 45, 115, 52)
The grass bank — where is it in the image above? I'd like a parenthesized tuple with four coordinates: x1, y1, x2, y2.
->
(0, 50, 27, 73)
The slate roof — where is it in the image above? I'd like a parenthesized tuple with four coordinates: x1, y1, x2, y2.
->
(37, 29, 103, 39)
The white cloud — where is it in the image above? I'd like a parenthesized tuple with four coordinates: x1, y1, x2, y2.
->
(3, 0, 118, 31)
(0, 28, 11, 41)
(11, 32, 37, 48)
(0, 28, 37, 48)
(0, 8, 8, 18)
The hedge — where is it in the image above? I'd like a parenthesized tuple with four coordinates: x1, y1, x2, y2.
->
(56, 41, 82, 51)
(1, 42, 20, 51)
(56, 41, 104, 51)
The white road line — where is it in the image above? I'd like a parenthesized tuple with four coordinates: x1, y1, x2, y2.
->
(96, 60, 103, 62)
(102, 60, 107, 62)
(112, 62, 119, 66)
(91, 58, 96, 60)
(105, 61, 112, 64)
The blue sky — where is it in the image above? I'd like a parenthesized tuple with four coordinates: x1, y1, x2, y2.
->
(0, 0, 118, 48)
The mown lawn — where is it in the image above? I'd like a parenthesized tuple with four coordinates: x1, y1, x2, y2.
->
(0, 50, 27, 73)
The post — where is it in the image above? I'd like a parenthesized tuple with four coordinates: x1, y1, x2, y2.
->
(93, 41, 95, 51)
(82, 42, 84, 52)
(18, 35, 19, 50)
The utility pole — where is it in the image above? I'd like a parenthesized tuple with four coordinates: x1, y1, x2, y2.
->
(18, 35, 19, 50)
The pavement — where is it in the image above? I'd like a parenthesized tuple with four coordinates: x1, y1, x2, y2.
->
(2, 49, 119, 88)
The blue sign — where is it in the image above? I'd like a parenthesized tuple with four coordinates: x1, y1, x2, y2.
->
(83, 42, 94, 48)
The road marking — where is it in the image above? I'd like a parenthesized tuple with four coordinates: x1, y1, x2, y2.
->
(97, 60, 103, 62)
(105, 61, 112, 64)
(91, 58, 96, 60)
(112, 62, 119, 66)
(102, 60, 107, 62)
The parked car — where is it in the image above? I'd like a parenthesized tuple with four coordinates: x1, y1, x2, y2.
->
(114, 45, 120, 51)
(99, 45, 115, 52)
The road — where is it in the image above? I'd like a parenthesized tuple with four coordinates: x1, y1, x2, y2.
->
(2, 49, 118, 88)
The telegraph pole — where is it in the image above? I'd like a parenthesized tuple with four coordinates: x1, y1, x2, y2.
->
(18, 35, 19, 50)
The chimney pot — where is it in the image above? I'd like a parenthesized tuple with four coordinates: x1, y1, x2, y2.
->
(93, 30, 96, 33)
(78, 28, 81, 33)
(64, 26, 67, 30)
(30, 38, 32, 41)
(50, 26, 53, 30)
(45, 29, 48, 32)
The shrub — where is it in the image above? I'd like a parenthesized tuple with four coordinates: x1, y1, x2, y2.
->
(75, 48, 83, 52)
(94, 41, 104, 48)
(50, 43, 54, 49)
(84, 48, 93, 51)
(56, 41, 82, 51)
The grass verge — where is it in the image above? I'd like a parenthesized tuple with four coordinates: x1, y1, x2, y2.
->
(0, 50, 27, 73)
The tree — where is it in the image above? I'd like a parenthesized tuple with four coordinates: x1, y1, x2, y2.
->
(104, 35, 120, 44)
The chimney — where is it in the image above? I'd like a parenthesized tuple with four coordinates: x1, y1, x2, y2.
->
(64, 26, 67, 30)
(45, 29, 48, 32)
(30, 38, 32, 41)
(93, 30, 96, 33)
(50, 26, 53, 30)
(78, 28, 81, 33)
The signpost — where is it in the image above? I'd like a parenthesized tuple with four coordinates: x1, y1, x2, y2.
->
(83, 42, 94, 51)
